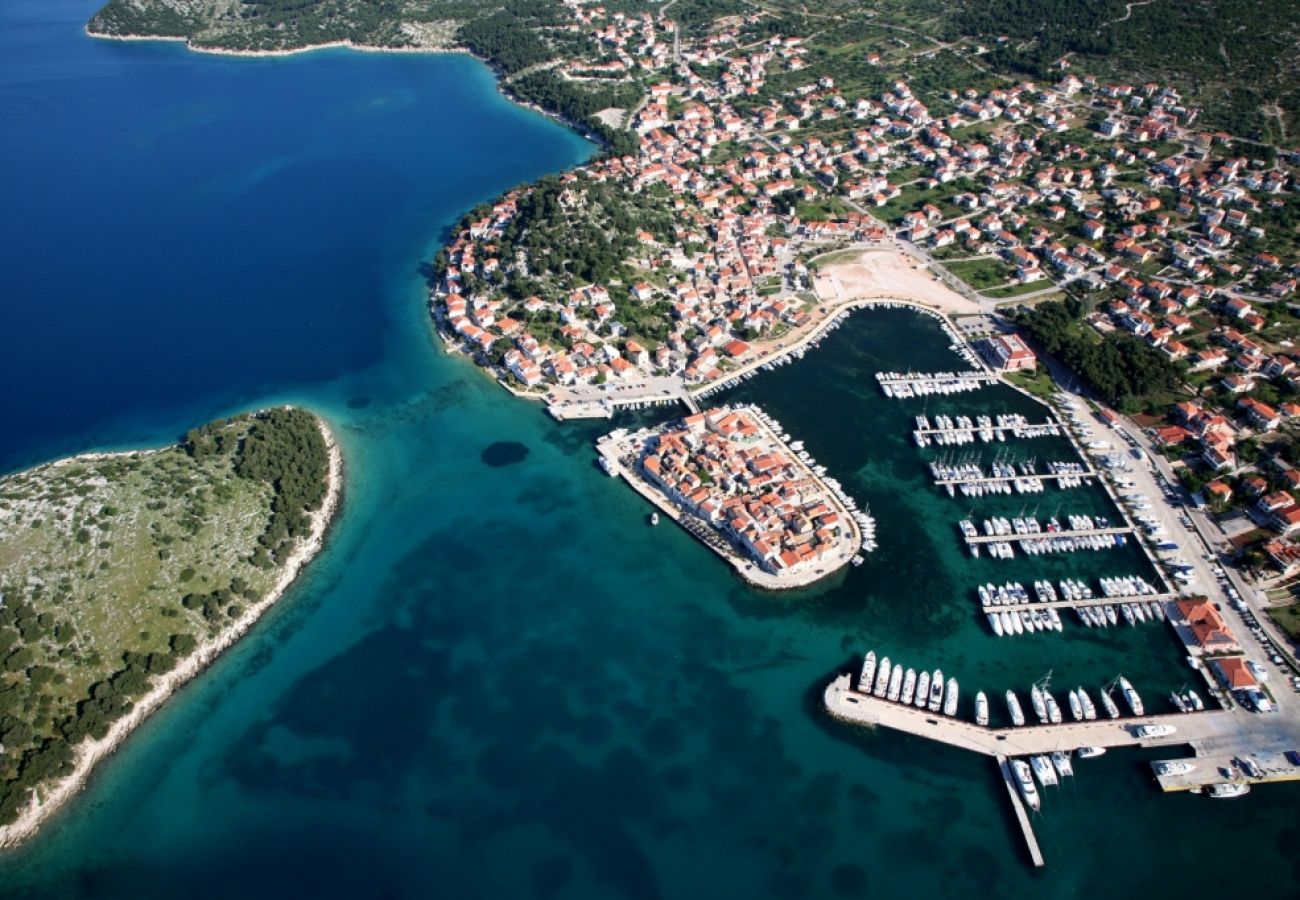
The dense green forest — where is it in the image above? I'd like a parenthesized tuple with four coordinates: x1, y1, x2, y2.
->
(0, 408, 332, 824)
(1015, 301, 1184, 411)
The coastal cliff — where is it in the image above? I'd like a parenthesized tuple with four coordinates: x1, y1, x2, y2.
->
(0, 408, 343, 846)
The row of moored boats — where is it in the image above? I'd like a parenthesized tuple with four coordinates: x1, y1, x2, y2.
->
(877, 370, 991, 399)
(913, 413, 1060, 447)
(960, 514, 1128, 559)
(858, 652, 960, 717)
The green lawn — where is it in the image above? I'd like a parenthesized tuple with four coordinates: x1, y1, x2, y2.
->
(982, 279, 1052, 299)
(943, 257, 1015, 290)
(1268, 602, 1300, 642)
(1004, 366, 1057, 400)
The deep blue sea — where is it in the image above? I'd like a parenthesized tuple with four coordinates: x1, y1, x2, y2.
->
(2, 3, 1299, 898)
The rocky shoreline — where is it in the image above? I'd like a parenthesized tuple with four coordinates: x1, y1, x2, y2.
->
(0, 415, 344, 849)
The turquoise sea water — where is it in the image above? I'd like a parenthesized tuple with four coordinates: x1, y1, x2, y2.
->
(2, 3, 1299, 897)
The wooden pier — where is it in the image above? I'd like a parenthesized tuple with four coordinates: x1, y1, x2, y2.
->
(964, 525, 1133, 545)
(981, 593, 1176, 614)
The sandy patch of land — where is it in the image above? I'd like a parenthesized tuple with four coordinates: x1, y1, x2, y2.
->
(813, 249, 985, 317)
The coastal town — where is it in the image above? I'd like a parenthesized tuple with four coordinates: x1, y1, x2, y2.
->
(25, 0, 1300, 882)
(597, 405, 868, 588)
(423, 8, 1300, 858)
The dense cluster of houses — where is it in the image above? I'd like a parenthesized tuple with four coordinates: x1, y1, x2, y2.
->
(436, 0, 1299, 426)
(639, 408, 850, 576)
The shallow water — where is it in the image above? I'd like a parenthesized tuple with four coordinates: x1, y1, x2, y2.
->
(2, 3, 1298, 898)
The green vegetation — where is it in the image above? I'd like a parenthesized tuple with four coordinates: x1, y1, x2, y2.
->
(1004, 365, 1057, 400)
(1015, 300, 1184, 411)
(943, 257, 1016, 291)
(963, 0, 1300, 138)
(0, 408, 331, 824)
(1268, 601, 1300, 642)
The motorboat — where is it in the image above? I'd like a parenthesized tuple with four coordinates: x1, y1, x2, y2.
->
(1207, 783, 1250, 799)
(901, 668, 917, 705)
(928, 669, 944, 712)
(887, 664, 903, 702)
(1154, 761, 1194, 777)
(874, 657, 892, 698)
(1050, 751, 1074, 778)
(859, 652, 877, 692)
(1012, 760, 1041, 811)
(975, 691, 989, 727)
(1006, 690, 1025, 726)
(1136, 724, 1176, 738)
(1119, 676, 1144, 716)
(943, 677, 959, 717)
(1076, 746, 1106, 759)
(915, 670, 931, 708)
(1030, 684, 1047, 723)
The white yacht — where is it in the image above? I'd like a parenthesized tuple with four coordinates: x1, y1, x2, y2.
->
(873, 657, 892, 697)
(1119, 676, 1144, 716)
(1012, 760, 1041, 811)
(1006, 690, 1025, 726)
(1044, 692, 1062, 724)
(1154, 761, 1194, 776)
(1050, 751, 1074, 778)
(859, 652, 877, 692)
(943, 678, 959, 717)
(1076, 746, 1106, 759)
(1077, 688, 1097, 721)
(1100, 688, 1121, 719)
(1068, 690, 1083, 722)
(975, 691, 989, 727)
(1136, 724, 1176, 738)
(915, 670, 931, 708)
(928, 669, 944, 712)
(1207, 783, 1250, 799)
(901, 668, 917, 705)
(887, 665, 903, 702)
(1030, 684, 1047, 723)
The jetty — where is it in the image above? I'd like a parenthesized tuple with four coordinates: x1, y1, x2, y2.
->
(825, 673, 1241, 866)
(964, 525, 1133, 545)
(981, 592, 1178, 614)
(877, 371, 998, 399)
(996, 756, 1044, 867)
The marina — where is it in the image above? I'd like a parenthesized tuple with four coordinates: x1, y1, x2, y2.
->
(824, 671, 1300, 867)
(930, 457, 1097, 496)
(876, 370, 999, 399)
(912, 413, 1062, 447)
